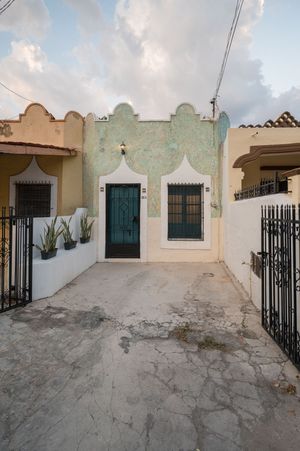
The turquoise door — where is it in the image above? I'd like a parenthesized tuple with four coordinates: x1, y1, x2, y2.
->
(106, 184, 140, 258)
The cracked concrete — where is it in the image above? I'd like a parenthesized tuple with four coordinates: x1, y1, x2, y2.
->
(0, 262, 300, 451)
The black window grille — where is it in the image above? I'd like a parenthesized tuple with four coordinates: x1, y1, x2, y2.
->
(15, 183, 51, 217)
(168, 184, 204, 240)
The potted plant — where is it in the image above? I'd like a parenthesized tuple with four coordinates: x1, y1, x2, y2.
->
(61, 217, 77, 250)
(36, 216, 62, 260)
(80, 214, 94, 243)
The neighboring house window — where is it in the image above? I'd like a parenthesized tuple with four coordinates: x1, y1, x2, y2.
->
(168, 184, 204, 240)
(15, 183, 51, 217)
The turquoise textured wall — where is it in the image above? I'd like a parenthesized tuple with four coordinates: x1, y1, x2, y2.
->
(83, 103, 229, 217)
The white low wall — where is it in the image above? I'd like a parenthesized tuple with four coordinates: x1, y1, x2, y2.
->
(224, 194, 292, 308)
(32, 208, 97, 300)
(33, 242, 96, 300)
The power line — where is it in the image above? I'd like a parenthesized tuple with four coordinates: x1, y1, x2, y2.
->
(0, 79, 35, 103)
(0, 0, 16, 15)
(211, 0, 244, 117)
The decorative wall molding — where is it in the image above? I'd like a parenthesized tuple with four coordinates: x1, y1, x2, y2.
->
(98, 156, 148, 261)
(233, 142, 300, 168)
(9, 157, 58, 215)
(161, 155, 212, 250)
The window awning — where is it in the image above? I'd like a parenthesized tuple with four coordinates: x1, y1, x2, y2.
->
(0, 141, 77, 156)
(233, 143, 300, 168)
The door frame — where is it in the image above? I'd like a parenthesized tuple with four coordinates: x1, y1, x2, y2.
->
(105, 183, 141, 258)
(99, 156, 148, 262)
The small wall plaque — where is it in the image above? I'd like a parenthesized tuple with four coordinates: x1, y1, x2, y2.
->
(205, 187, 210, 192)
(100, 187, 104, 192)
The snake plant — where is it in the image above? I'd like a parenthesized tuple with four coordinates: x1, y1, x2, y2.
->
(61, 217, 74, 243)
(80, 214, 95, 240)
(36, 216, 62, 252)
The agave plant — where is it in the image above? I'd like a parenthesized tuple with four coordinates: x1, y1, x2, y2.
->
(61, 217, 74, 243)
(36, 216, 62, 252)
(80, 214, 95, 241)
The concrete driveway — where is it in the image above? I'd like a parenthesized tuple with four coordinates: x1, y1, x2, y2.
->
(1, 263, 300, 451)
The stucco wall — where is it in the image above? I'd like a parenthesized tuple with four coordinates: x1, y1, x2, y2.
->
(226, 127, 300, 200)
(222, 132, 295, 308)
(83, 103, 229, 217)
(33, 208, 96, 300)
(0, 155, 63, 212)
(242, 153, 300, 187)
(147, 217, 221, 262)
(0, 103, 84, 215)
(223, 194, 292, 309)
(83, 103, 229, 262)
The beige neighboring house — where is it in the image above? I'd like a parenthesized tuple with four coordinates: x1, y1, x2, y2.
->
(223, 111, 300, 308)
(226, 111, 300, 202)
(0, 103, 84, 216)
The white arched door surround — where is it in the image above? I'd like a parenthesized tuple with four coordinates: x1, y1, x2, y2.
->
(98, 156, 148, 261)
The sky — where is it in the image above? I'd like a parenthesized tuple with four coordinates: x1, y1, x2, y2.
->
(0, 0, 299, 126)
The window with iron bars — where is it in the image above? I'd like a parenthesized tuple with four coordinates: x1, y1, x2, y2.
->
(168, 184, 204, 240)
(15, 183, 51, 217)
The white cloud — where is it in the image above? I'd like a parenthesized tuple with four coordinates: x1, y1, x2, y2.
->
(0, 0, 50, 40)
(94, 0, 269, 122)
(63, 0, 103, 36)
(0, 40, 112, 118)
(1, 0, 300, 126)
(10, 41, 46, 72)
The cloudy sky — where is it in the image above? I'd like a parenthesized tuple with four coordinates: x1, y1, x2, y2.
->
(0, 0, 299, 125)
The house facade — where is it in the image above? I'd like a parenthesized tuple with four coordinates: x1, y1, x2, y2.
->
(0, 103, 84, 217)
(83, 103, 229, 262)
(223, 111, 300, 308)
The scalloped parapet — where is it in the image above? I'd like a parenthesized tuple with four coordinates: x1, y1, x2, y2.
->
(175, 103, 196, 116)
(0, 103, 83, 149)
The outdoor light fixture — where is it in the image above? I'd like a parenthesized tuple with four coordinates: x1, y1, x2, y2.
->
(120, 141, 126, 155)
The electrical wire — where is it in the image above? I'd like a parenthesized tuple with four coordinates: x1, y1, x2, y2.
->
(0, 80, 35, 103)
(211, 0, 244, 114)
(0, 0, 16, 15)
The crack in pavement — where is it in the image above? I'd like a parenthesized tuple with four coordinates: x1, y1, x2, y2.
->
(1, 263, 300, 451)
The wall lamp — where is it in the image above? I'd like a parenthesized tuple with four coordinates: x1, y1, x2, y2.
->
(120, 141, 126, 155)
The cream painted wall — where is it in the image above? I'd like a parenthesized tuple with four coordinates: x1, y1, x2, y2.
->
(222, 130, 299, 308)
(227, 127, 300, 200)
(289, 173, 300, 203)
(147, 217, 221, 262)
(243, 153, 300, 187)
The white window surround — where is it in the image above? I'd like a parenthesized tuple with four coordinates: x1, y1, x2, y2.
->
(161, 155, 212, 250)
(9, 157, 57, 216)
(98, 156, 148, 262)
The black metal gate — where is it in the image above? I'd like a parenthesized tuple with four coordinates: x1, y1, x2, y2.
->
(1, 207, 33, 313)
(261, 205, 300, 369)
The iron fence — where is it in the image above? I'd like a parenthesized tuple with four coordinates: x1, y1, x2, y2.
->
(235, 177, 288, 201)
(261, 204, 300, 369)
(1, 207, 33, 313)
